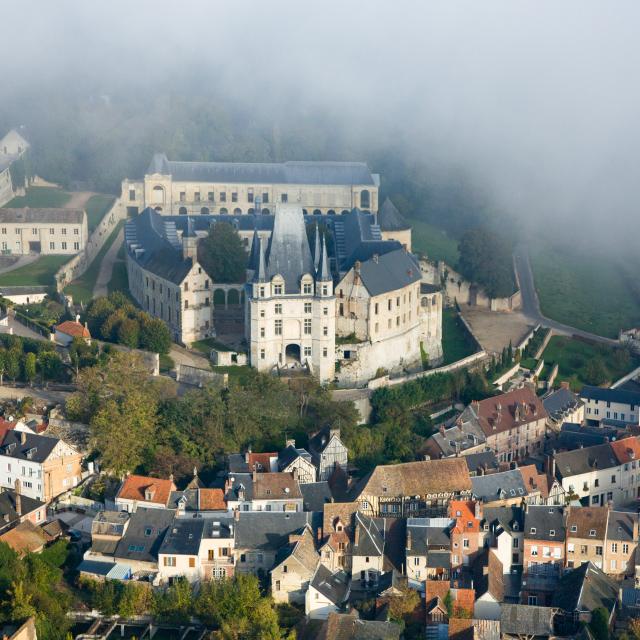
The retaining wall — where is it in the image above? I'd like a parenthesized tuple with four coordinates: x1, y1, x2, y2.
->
(55, 197, 125, 292)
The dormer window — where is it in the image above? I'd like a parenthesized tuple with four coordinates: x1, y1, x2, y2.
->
(456, 511, 461, 517)
(549, 530, 555, 537)
(274, 284, 283, 295)
(571, 525, 577, 533)
(530, 527, 536, 534)
(513, 523, 519, 531)
(589, 529, 596, 537)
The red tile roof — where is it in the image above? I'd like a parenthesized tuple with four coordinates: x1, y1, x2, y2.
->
(55, 320, 90, 338)
(246, 452, 276, 472)
(611, 436, 640, 464)
(0, 520, 46, 555)
(471, 387, 547, 437)
(449, 500, 480, 533)
(198, 488, 226, 511)
(116, 474, 175, 506)
(0, 418, 17, 442)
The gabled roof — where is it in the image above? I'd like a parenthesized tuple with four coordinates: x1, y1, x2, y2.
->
(0, 208, 85, 224)
(566, 506, 608, 540)
(449, 501, 480, 533)
(310, 563, 350, 604)
(543, 387, 583, 422)
(377, 198, 410, 232)
(463, 451, 499, 475)
(0, 520, 46, 554)
(552, 562, 618, 614)
(556, 422, 616, 450)
(300, 481, 333, 512)
(607, 510, 636, 542)
(320, 611, 402, 640)
(308, 426, 343, 456)
(481, 505, 524, 534)
(500, 604, 556, 637)
(554, 443, 619, 478)
(55, 320, 90, 338)
(158, 518, 204, 556)
(114, 507, 175, 563)
(274, 525, 319, 574)
(146, 153, 376, 186)
(117, 474, 176, 507)
(352, 513, 385, 557)
(351, 248, 421, 297)
(277, 445, 312, 471)
(581, 385, 640, 406)
(0, 489, 45, 524)
(0, 430, 62, 464)
(355, 458, 471, 498)
(471, 469, 528, 503)
(198, 488, 226, 511)
(235, 512, 316, 551)
(610, 436, 640, 464)
(253, 471, 302, 500)
(524, 506, 566, 541)
(406, 517, 452, 556)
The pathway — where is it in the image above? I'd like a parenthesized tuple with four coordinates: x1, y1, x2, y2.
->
(64, 191, 94, 209)
(169, 344, 212, 370)
(513, 244, 618, 346)
(93, 228, 123, 297)
(0, 254, 38, 275)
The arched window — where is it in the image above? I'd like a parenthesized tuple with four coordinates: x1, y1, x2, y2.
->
(200, 207, 210, 215)
(313, 209, 322, 216)
(302, 209, 308, 215)
(234, 207, 242, 215)
(327, 209, 336, 216)
(152, 185, 165, 204)
(421, 297, 429, 307)
(248, 208, 255, 215)
(220, 207, 228, 214)
(360, 190, 370, 209)
(262, 208, 270, 215)
(154, 206, 162, 212)
(178, 206, 187, 215)
(341, 209, 350, 215)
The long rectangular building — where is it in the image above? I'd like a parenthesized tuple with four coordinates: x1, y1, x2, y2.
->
(122, 153, 379, 217)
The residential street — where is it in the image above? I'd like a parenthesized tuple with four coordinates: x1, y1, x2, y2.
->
(513, 244, 618, 346)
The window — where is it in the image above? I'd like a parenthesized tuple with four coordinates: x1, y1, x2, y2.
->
(304, 319, 312, 335)
(612, 543, 618, 553)
(275, 303, 282, 314)
(581, 545, 588, 554)
(274, 284, 283, 295)
(260, 327, 265, 338)
(49, 228, 55, 234)
(570, 525, 577, 533)
(179, 191, 186, 202)
(595, 546, 603, 556)
(304, 346, 311, 357)
(32, 228, 37, 235)
(208, 191, 214, 202)
(49, 242, 55, 250)
(513, 538, 519, 548)
(164, 557, 176, 567)
(322, 285, 327, 295)
(74, 227, 79, 235)
(281, 193, 288, 203)
(611, 559, 617, 570)
(61, 242, 67, 250)
(323, 348, 328, 357)
(129, 189, 136, 201)
(549, 529, 555, 537)
(189, 557, 196, 568)
(530, 527, 536, 534)
(611, 475, 616, 483)
(360, 189, 370, 209)
(531, 545, 538, 556)
(304, 302, 312, 314)
(589, 529, 596, 537)
(61, 228, 67, 235)
(528, 596, 538, 606)
(231, 192, 238, 203)
(74, 242, 79, 250)
(567, 543, 575, 553)
(463, 539, 469, 548)
(275, 320, 282, 335)
(260, 349, 265, 360)
(220, 192, 227, 202)
(303, 283, 312, 294)
(144, 527, 153, 536)
(323, 325, 328, 336)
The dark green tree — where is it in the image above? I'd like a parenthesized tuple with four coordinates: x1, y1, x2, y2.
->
(198, 221, 247, 283)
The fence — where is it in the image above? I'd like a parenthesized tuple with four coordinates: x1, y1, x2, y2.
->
(55, 197, 126, 292)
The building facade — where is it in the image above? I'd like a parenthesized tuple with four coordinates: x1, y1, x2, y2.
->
(122, 153, 379, 217)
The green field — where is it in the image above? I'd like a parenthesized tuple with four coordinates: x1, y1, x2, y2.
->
(84, 194, 116, 232)
(530, 242, 640, 339)
(191, 337, 237, 355)
(409, 218, 460, 266)
(440, 308, 478, 365)
(0, 255, 69, 287)
(542, 335, 640, 391)
(107, 261, 129, 294)
(6, 186, 71, 208)
(65, 221, 124, 303)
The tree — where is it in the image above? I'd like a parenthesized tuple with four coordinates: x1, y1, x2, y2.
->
(589, 607, 610, 640)
(584, 358, 608, 386)
(139, 315, 171, 354)
(152, 577, 193, 623)
(5, 349, 20, 382)
(117, 317, 141, 349)
(23, 352, 36, 386)
(197, 221, 247, 283)
(86, 297, 115, 335)
(387, 586, 420, 623)
(37, 351, 64, 385)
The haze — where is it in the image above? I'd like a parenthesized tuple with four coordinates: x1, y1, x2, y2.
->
(2, 1, 639, 246)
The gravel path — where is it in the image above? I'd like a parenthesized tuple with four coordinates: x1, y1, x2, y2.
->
(93, 228, 123, 297)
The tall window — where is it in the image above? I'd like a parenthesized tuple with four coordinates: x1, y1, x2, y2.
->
(129, 189, 136, 201)
(360, 189, 370, 209)
(274, 284, 283, 295)
(275, 320, 283, 335)
(281, 193, 288, 203)
(303, 283, 312, 294)
(274, 303, 282, 314)
(304, 319, 312, 335)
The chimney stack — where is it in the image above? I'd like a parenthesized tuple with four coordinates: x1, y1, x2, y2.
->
(20, 431, 26, 445)
(233, 508, 240, 522)
(14, 479, 21, 517)
(286, 438, 296, 448)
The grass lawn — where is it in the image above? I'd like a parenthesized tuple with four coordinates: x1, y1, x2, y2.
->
(65, 221, 124, 304)
(542, 335, 640, 391)
(440, 307, 478, 365)
(530, 241, 640, 339)
(409, 218, 460, 266)
(212, 365, 253, 385)
(519, 357, 538, 371)
(192, 337, 237, 354)
(84, 194, 116, 233)
(6, 187, 71, 208)
(0, 255, 69, 287)
(159, 353, 175, 373)
(107, 261, 129, 294)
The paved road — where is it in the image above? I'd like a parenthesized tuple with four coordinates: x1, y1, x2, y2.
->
(513, 244, 618, 346)
(93, 228, 123, 297)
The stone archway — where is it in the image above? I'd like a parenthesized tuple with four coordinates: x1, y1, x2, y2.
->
(285, 343, 301, 365)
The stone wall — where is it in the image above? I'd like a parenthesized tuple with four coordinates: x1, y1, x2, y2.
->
(55, 197, 125, 292)
(176, 363, 228, 388)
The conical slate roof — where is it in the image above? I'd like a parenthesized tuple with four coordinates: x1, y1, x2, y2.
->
(378, 197, 410, 231)
(317, 236, 331, 282)
(248, 229, 260, 272)
(265, 205, 315, 292)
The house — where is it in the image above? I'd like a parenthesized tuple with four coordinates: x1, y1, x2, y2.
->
(448, 500, 482, 571)
(300, 481, 333, 512)
(319, 502, 359, 572)
(88, 510, 131, 560)
(353, 458, 472, 518)
(609, 436, 640, 503)
(582, 385, 640, 426)
(425, 580, 475, 625)
(54, 318, 91, 346)
(277, 441, 316, 484)
(233, 511, 315, 574)
(0, 520, 46, 555)
(0, 129, 30, 157)
(198, 518, 235, 580)
(473, 550, 505, 621)
(448, 618, 500, 640)
(421, 422, 487, 460)
(308, 427, 348, 481)
(500, 604, 557, 639)
(0, 616, 38, 640)
(351, 512, 387, 589)
(227, 450, 277, 474)
(251, 471, 303, 512)
(110, 508, 175, 576)
(552, 562, 618, 635)
(471, 468, 529, 506)
(405, 517, 453, 582)
(521, 505, 566, 605)
(0, 430, 82, 502)
(224, 472, 253, 511)
(481, 506, 524, 572)
(605, 510, 638, 578)
(543, 385, 584, 427)
(459, 388, 548, 463)
(157, 518, 204, 584)
(463, 451, 500, 477)
(170, 487, 227, 516)
(519, 464, 565, 506)
(0, 483, 46, 533)
(317, 610, 402, 640)
(565, 506, 609, 570)
(115, 474, 176, 513)
(271, 524, 319, 604)
(552, 442, 622, 507)
(305, 563, 350, 619)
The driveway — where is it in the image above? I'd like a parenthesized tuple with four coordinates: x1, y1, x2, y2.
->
(93, 227, 123, 297)
(513, 244, 617, 346)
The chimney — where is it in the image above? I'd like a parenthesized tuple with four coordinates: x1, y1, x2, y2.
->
(233, 508, 240, 522)
(20, 431, 26, 445)
(14, 479, 21, 518)
(423, 454, 431, 461)
(292, 468, 298, 481)
(182, 232, 198, 261)
(169, 473, 174, 484)
(286, 438, 296, 448)
(75, 314, 80, 323)
(407, 530, 412, 550)
(474, 501, 481, 519)
(354, 524, 360, 546)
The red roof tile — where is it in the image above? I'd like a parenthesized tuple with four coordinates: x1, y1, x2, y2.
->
(117, 474, 175, 506)
(55, 320, 90, 338)
(246, 452, 276, 472)
(611, 436, 640, 464)
(449, 500, 480, 533)
(198, 488, 226, 511)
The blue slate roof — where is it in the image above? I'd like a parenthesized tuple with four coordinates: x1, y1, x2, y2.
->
(471, 469, 528, 503)
(581, 385, 640, 406)
(377, 198, 410, 231)
(147, 153, 376, 186)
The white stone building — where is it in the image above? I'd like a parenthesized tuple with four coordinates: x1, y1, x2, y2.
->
(582, 385, 640, 426)
(122, 153, 379, 217)
(0, 129, 30, 207)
